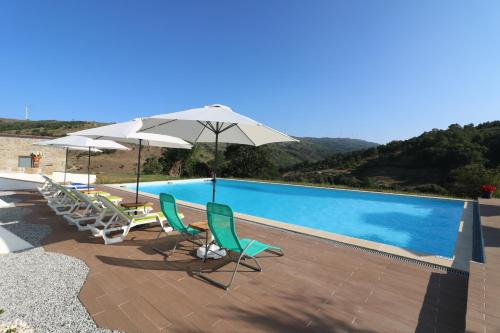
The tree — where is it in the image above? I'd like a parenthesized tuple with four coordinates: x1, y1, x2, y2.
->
(142, 156, 162, 174)
(158, 145, 210, 177)
(223, 144, 279, 179)
(447, 164, 500, 198)
(158, 147, 191, 176)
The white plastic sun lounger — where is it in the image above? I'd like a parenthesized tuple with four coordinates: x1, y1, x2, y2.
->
(62, 189, 116, 231)
(88, 195, 167, 245)
(37, 175, 53, 194)
(40, 176, 62, 199)
(47, 184, 83, 215)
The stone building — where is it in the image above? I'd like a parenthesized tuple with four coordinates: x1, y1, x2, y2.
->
(0, 134, 66, 174)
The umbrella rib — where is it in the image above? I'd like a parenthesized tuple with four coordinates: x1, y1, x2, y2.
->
(236, 124, 256, 146)
(204, 121, 217, 133)
(193, 120, 211, 142)
(193, 125, 207, 143)
(139, 119, 176, 132)
(219, 123, 237, 133)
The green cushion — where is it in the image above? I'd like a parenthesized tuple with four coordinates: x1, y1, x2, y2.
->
(134, 212, 165, 224)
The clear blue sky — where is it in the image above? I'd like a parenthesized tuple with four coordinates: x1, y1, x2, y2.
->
(1, 1, 499, 143)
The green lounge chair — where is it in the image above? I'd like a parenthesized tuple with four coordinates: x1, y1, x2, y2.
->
(153, 193, 202, 258)
(196, 202, 284, 290)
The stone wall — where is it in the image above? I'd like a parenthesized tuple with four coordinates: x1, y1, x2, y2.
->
(0, 135, 66, 174)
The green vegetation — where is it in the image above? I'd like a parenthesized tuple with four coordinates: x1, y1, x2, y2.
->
(96, 173, 179, 184)
(0, 309, 17, 333)
(0, 117, 377, 170)
(264, 137, 379, 168)
(0, 119, 108, 137)
(143, 144, 280, 180)
(223, 145, 279, 179)
(125, 121, 500, 198)
(142, 145, 209, 177)
(3, 117, 498, 198)
(284, 122, 500, 198)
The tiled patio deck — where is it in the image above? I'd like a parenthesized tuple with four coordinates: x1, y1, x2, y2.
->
(19, 188, 469, 333)
(466, 198, 500, 332)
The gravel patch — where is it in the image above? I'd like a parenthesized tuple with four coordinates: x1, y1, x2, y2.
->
(0, 201, 50, 248)
(0, 200, 119, 332)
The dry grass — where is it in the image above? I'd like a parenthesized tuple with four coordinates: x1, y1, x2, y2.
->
(96, 173, 178, 184)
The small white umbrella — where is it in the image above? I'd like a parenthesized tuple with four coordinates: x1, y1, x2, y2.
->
(69, 119, 192, 203)
(34, 140, 102, 184)
(34, 136, 129, 189)
(140, 104, 298, 201)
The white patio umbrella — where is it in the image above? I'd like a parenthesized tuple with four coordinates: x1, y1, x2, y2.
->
(140, 104, 298, 201)
(34, 140, 102, 184)
(69, 118, 192, 203)
(34, 136, 129, 190)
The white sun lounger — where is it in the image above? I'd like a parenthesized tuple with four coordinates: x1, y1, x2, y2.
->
(89, 195, 167, 245)
(62, 189, 116, 231)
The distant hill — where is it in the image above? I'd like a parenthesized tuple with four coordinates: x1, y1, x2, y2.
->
(0, 117, 377, 171)
(283, 121, 500, 198)
(3, 117, 497, 197)
(0, 118, 108, 137)
(268, 137, 379, 168)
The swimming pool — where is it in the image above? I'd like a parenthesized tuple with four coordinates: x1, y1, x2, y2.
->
(129, 179, 465, 258)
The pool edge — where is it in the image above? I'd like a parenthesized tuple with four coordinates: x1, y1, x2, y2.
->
(112, 177, 474, 202)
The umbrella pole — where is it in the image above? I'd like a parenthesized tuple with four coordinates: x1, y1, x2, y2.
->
(64, 147, 68, 184)
(135, 139, 143, 204)
(212, 127, 219, 202)
(87, 147, 91, 190)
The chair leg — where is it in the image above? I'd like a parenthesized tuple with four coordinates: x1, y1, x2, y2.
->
(168, 237, 182, 260)
(226, 253, 246, 289)
(196, 252, 255, 290)
(152, 233, 184, 259)
(266, 247, 285, 256)
(195, 251, 262, 290)
(239, 256, 262, 272)
(152, 229, 165, 254)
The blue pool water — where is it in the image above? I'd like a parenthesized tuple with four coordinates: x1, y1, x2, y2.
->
(130, 179, 465, 258)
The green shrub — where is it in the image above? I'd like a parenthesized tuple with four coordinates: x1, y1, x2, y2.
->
(142, 156, 163, 174)
(412, 184, 448, 195)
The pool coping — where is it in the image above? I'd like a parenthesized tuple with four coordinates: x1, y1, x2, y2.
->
(113, 177, 474, 202)
(105, 179, 474, 272)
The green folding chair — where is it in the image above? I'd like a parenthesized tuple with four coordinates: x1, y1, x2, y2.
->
(196, 202, 284, 290)
(153, 193, 203, 259)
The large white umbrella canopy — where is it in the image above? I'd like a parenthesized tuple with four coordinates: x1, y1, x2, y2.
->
(36, 135, 128, 150)
(140, 104, 298, 201)
(69, 119, 192, 202)
(34, 141, 102, 184)
(69, 118, 191, 148)
(34, 136, 128, 189)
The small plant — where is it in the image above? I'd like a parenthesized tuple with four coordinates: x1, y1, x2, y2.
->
(480, 184, 497, 199)
(0, 309, 18, 333)
(30, 151, 44, 159)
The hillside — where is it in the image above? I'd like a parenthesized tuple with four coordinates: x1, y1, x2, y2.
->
(266, 137, 379, 168)
(283, 121, 500, 198)
(0, 118, 108, 137)
(0, 118, 378, 172)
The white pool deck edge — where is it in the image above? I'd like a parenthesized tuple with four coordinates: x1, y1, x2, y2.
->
(105, 178, 474, 272)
